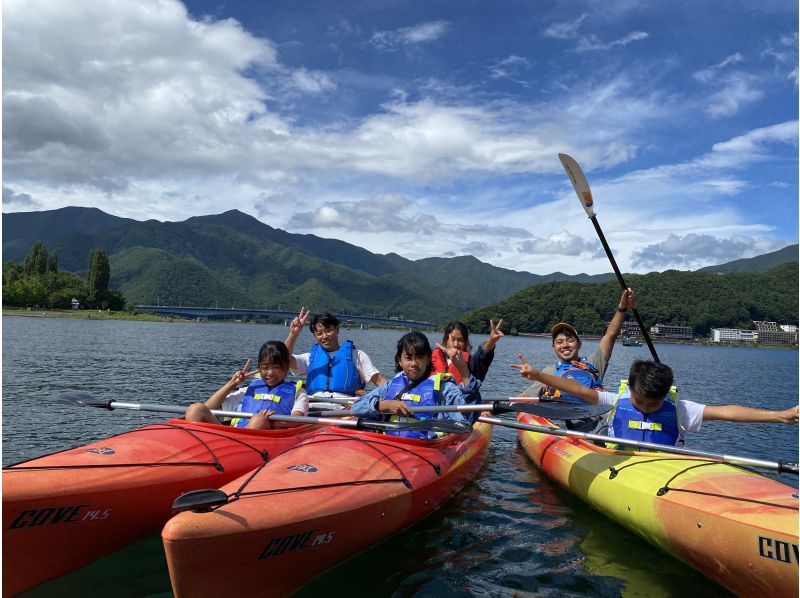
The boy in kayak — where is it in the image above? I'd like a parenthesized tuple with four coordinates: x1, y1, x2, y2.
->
(185, 340, 308, 429)
(284, 308, 387, 398)
(350, 331, 479, 439)
(523, 288, 635, 401)
(513, 356, 799, 446)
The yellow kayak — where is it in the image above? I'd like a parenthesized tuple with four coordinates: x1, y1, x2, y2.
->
(516, 412, 798, 597)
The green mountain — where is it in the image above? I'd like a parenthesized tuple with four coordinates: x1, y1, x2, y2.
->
(462, 262, 799, 337)
(696, 244, 799, 273)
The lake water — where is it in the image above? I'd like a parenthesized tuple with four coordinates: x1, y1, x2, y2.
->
(3, 316, 798, 597)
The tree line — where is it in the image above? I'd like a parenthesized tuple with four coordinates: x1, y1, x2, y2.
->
(3, 242, 125, 310)
(461, 263, 799, 337)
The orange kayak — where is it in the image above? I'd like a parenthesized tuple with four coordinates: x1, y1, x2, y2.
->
(3, 419, 317, 596)
(517, 411, 799, 596)
(162, 421, 492, 596)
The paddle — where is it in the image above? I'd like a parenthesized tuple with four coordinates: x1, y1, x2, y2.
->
(315, 401, 612, 421)
(55, 392, 471, 435)
(558, 153, 659, 362)
(478, 415, 799, 474)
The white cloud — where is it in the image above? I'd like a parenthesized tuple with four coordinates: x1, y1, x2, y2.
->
(518, 230, 598, 256)
(543, 13, 648, 52)
(2, 187, 41, 210)
(543, 14, 589, 40)
(370, 20, 449, 51)
(487, 55, 531, 81)
(631, 234, 788, 269)
(290, 68, 337, 94)
(693, 53, 745, 83)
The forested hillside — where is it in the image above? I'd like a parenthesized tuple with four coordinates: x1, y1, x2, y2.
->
(462, 262, 798, 337)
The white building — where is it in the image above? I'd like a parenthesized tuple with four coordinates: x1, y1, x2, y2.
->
(711, 328, 755, 343)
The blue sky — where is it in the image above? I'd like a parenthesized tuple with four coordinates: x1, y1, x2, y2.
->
(3, 0, 797, 274)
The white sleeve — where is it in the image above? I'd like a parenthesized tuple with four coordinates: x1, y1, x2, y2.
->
(220, 387, 246, 413)
(291, 388, 309, 416)
(291, 353, 310, 375)
(678, 400, 705, 433)
(355, 349, 380, 384)
(596, 391, 618, 406)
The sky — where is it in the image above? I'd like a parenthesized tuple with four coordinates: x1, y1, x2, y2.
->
(3, 0, 798, 275)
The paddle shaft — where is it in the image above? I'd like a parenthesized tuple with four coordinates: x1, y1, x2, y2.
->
(587, 215, 660, 362)
(99, 401, 434, 432)
(479, 415, 799, 474)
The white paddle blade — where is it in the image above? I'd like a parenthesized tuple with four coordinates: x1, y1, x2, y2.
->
(558, 153, 595, 217)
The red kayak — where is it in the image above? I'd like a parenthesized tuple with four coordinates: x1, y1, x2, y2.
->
(3, 419, 318, 596)
(162, 421, 492, 596)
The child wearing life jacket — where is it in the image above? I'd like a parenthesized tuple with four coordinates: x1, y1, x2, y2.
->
(512, 356, 798, 447)
(184, 340, 309, 429)
(350, 331, 480, 439)
(431, 319, 504, 384)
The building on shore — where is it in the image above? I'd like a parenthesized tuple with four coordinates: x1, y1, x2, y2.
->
(649, 323, 693, 340)
(711, 328, 756, 344)
(753, 321, 798, 345)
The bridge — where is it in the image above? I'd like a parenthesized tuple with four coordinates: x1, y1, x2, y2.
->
(134, 305, 437, 330)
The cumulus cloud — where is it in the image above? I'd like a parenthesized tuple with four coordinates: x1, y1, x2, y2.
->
(3, 187, 41, 210)
(631, 234, 788, 269)
(370, 20, 449, 51)
(517, 230, 598, 256)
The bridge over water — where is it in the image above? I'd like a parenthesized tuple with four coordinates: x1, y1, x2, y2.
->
(135, 305, 437, 330)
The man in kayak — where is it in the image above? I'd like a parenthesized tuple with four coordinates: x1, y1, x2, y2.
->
(351, 331, 479, 439)
(185, 340, 308, 429)
(513, 356, 799, 446)
(523, 288, 635, 401)
(284, 308, 387, 398)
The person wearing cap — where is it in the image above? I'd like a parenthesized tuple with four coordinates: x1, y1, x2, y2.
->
(523, 288, 635, 402)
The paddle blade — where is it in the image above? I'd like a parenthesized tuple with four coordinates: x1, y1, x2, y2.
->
(500, 401, 611, 420)
(54, 392, 113, 409)
(172, 489, 229, 514)
(558, 153, 595, 217)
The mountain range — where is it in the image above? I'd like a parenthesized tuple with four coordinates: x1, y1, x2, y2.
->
(2, 207, 797, 323)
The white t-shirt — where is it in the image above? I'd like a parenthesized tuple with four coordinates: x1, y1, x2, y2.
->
(221, 386, 309, 416)
(291, 348, 380, 398)
(596, 390, 705, 442)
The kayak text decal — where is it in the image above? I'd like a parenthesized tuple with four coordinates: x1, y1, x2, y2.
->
(85, 447, 116, 455)
(8, 505, 112, 529)
(758, 536, 798, 565)
(257, 528, 335, 559)
(286, 463, 318, 473)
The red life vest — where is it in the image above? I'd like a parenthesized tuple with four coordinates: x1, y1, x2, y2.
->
(430, 348, 471, 384)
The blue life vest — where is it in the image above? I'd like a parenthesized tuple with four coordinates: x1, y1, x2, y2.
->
(608, 388, 681, 446)
(384, 372, 446, 440)
(230, 379, 300, 428)
(545, 359, 603, 402)
(305, 340, 364, 395)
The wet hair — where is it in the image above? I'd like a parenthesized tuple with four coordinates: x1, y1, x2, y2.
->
(394, 331, 433, 375)
(441, 321, 472, 351)
(309, 312, 339, 333)
(628, 360, 673, 401)
(258, 340, 290, 369)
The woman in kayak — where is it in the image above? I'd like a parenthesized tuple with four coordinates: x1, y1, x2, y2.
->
(185, 340, 309, 429)
(431, 319, 505, 385)
(512, 356, 798, 446)
(350, 331, 480, 439)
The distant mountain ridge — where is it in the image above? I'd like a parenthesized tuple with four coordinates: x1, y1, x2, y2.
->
(3, 207, 796, 322)
(697, 244, 798, 273)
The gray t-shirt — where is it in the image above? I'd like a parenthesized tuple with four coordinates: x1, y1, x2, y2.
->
(522, 347, 608, 398)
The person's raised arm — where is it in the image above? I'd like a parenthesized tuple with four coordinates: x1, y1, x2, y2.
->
(511, 354, 599, 404)
(599, 288, 635, 362)
(205, 362, 252, 410)
(483, 319, 505, 352)
(702, 404, 799, 424)
(284, 306, 310, 369)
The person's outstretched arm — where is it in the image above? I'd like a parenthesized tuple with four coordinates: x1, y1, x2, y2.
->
(703, 404, 799, 423)
(284, 306, 310, 370)
(511, 354, 599, 404)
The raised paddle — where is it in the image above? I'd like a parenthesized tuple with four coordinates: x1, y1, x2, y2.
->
(478, 415, 799, 474)
(55, 392, 472, 435)
(315, 401, 612, 421)
(558, 153, 659, 362)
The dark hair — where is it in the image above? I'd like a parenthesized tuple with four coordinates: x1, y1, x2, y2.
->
(309, 312, 339, 333)
(258, 340, 290, 369)
(394, 331, 433, 375)
(441, 321, 472, 351)
(628, 360, 673, 401)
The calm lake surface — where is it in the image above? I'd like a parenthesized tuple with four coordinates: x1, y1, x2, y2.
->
(3, 316, 798, 597)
